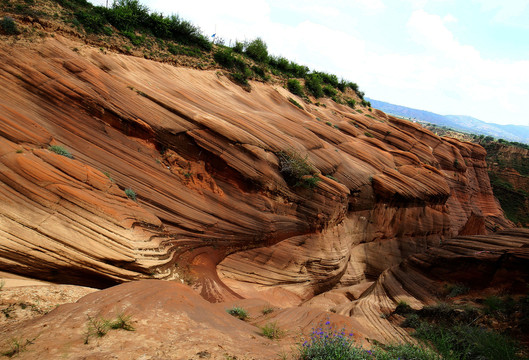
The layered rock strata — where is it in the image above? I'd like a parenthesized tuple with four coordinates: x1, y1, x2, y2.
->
(0, 36, 511, 305)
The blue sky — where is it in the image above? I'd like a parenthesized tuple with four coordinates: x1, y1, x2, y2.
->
(89, 0, 529, 126)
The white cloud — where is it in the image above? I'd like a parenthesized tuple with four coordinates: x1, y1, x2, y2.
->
(472, 0, 529, 23)
(400, 10, 529, 124)
(442, 14, 457, 23)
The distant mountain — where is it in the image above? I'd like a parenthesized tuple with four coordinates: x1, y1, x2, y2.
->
(367, 98, 529, 144)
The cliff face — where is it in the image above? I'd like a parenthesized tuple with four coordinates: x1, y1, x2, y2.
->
(482, 142, 529, 227)
(0, 36, 511, 303)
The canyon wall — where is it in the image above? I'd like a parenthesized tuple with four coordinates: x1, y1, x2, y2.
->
(0, 36, 511, 303)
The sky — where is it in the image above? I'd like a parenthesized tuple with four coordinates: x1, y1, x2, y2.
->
(89, 0, 529, 126)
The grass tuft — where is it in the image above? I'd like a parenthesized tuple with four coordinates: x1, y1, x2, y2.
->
(48, 145, 74, 159)
(277, 150, 320, 188)
(261, 321, 283, 339)
(124, 188, 137, 201)
(84, 313, 134, 344)
(226, 306, 248, 321)
(261, 306, 274, 315)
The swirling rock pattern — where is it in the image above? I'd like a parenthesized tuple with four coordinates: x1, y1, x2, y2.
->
(0, 36, 512, 306)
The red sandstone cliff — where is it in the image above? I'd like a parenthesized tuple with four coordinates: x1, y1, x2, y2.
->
(0, 35, 512, 301)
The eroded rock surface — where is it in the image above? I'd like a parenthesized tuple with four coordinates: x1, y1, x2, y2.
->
(1, 35, 524, 351)
(0, 36, 511, 296)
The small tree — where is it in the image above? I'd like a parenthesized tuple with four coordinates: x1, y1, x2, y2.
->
(305, 73, 323, 98)
(245, 37, 268, 62)
(287, 79, 304, 97)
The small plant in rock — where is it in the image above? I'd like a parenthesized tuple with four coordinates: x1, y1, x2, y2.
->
(226, 306, 248, 321)
(86, 316, 108, 339)
(394, 300, 413, 315)
(289, 97, 304, 110)
(84, 313, 134, 344)
(277, 150, 320, 188)
(124, 188, 137, 201)
(298, 321, 357, 360)
(1, 338, 33, 358)
(107, 313, 135, 331)
(1, 304, 15, 318)
(261, 306, 274, 315)
(401, 313, 421, 329)
(261, 321, 283, 339)
(48, 145, 73, 159)
(297, 321, 441, 359)
(445, 283, 469, 298)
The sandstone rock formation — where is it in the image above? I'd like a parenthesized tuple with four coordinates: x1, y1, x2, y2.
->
(1, 33, 525, 353)
(1, 230, 528, 358)
(0, 34, 511, 294)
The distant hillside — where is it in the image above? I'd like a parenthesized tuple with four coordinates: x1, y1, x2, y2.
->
(367, 98, 529, 144)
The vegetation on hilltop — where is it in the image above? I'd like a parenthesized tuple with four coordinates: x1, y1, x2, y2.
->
(1, 0, 370, 107)
(424, 124, 529, 227)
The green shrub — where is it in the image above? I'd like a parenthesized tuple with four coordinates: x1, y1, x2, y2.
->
(364, 132, 373, 138)
(226, 306, 248, 321)
(268, 56, 309, 78)
(346, 98, 356, 109)
(322, 85, 337, 97)
(401, 313, 421, 329)
(298, 323, 356, 360)
(0, 16, 19, 35)
(84, 313, 134, 344)
(414, 323, 519, 360)
(287, 79, 304, 97)
(69, 0, 211, 50)
(445, 283, 469, 298)
(74, 8, 108, 33)
(261, 306, 274, 315)
(245, 37, 268, 62)
(214, 47, 235, 68)
(304, 73, 324, 98)
(277, 150, 320, 188)
(418, 303, 479, 325)
(48, 145, 74, 159)
(484, 296, 505, 314)
(252, 65, 268, 80)
(124, 188, 137, 201)
(121, 29, 145, 46)
(377, 343, 440, 360)
(289, 97, 304, 110)
(107, 313, 135, 331)
(232, 40, 244, 53)
(361, 99, 371, 107)
(313, 71, 338, 88)
(297, 322, 440, 360)
(261, 322, 283, 339)
(1, 338, 32, 357)
(167, 43, 201, 57)
(231, 69, 251, 86)
(394, 300, 412, 315)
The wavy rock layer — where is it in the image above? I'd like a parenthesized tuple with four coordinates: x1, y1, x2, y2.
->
(2, 230, 528, 358)
(0, 35, 511, 309)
